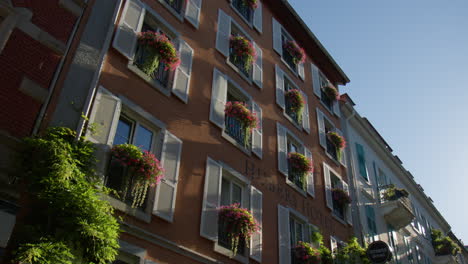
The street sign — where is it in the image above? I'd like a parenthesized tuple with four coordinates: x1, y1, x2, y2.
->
(366, 241, 392, 264)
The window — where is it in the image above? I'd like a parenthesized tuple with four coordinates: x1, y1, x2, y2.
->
(272, 18, 305, 80)
(232, 0, 253, 24)
(316, 108, 345, 165)
(216, 10, 263, 88)
(275, 65, 310, 133)
(356, 143, 369, 181)
(388, 225, 400, 264)
(86, 87, 183, 222)
(312, 64, 340, 116)
(106, 114, 159, 208)
(331, 236, 347, 260)
(290, 215, 307, 264)
(200, 158, 263, 262)
(218, 175, 247, 256)
(323, 162, 351, 224)
(366, 205, 377, 242)
(209, 68, 263, 158)
(112, 0, 194, 102)
(405, 237, 414, 264)
(162, 0, 184, 14)
(377, 169, 389, 188)
(277, 123, 314, 196)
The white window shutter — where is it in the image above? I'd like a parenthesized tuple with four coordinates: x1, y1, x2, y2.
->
(216, 9, 231, 57)
(209, 68, 228, 128)
(250, 186, 263, 262)
(278, 205, 291, 264)
(342, 181, 352, 225)
(252, 101, 263, 159)
(185, 0, 201, 29)
(316, 108, 326, 149)
(200, 157, 223, 241)
(323, 163, 333, 210)
(275, 65, 285, 109)
(331, 236, 338, 254)
(252, 41, 263, 89)
(272, 17, 282, 56)
(277, 123, 288, 176)
(86, 87, 122, 176)
(336, 128, 346, 166)
(113, 0, 144, 59)
(301, 91, 310, 134)
(253, 0, 262, 33)
(311, 64, 321, 98)
(153, 131, 182, 222)
(298, 62, 305, 80)
(305, 148, 314, 197)
(172, 39, 193, 103)
(333, 100, 341, 117)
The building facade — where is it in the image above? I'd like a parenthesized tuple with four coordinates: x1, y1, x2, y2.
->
(340, 94, 463, 264)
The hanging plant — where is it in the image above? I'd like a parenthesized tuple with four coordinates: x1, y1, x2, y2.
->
(218, 203, 259, 257)
(283, 40, 306, 65)
(136, 31, 180, 75)
(242, 0, 258, 9)
(293, 241, 321, 264)
(335, 238, 371, 264)
(230, 36, 257, 71)
(382, 184, 409, 201)
(224, 101, 258, 147)
(332, 188, 351, 207)
(431, 229, 461, 256)
(111, 144, 164, 207)
(327, 131, 346, 160)
(323, 84, 340, 101)
(285, 89, 305, 123)
(288, 152, 313, 187)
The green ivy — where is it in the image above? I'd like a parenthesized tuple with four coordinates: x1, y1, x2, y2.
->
(11, 127, 120, 264)
(335, 237, 370, 264)
(431, 229, 460, 256)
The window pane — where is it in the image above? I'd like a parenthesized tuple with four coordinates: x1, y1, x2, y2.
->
(295, 221, 303, 243)
(221, 178, 230, 206)
(232, 183, 242, 205)
(135, 125, 153, 152)
(114, 118, 133, 145)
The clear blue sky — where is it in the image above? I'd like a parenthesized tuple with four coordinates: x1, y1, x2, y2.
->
(288, 0, 468, 243)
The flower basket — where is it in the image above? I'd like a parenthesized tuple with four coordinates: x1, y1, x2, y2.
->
(218, 203, 259, 257)
(293, 242, 322, 264)
(288, 152, 313, 186)
(136, 31, 180, 75)
(224, 101, 258, 147)
(382, 185, 409, 201)
(332, 188, 351, 207)
(111, 144, 164, 207)
(283, 40, 306, 65)
(323, 85, 340, 101)
(327, 132, 346, 160)
(285, 89, 305, 122)
(242, 0, 258, 9)
(230, 36, 257, 71)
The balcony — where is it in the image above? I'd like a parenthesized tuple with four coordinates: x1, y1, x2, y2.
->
(285, 96, 300, 125)
(326, 137, 338, 161)
(229, 49, 250, 78)
(225, 114, 249, 148)
(287, 162, 305, 190)
(134, 43, 171, 88)
(379, 185, 415, 229)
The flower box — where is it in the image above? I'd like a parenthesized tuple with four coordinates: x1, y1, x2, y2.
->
(111, 144, 164, 207)
(283, 40, 306, 65)
(136, 31, 180, 76)
(293, 242, 321, 264)
(381, 185, 409, 201)
(229, 36, 256, 72)
(224, 101, 258, 147)
(323, 85, 340, 101)
(285, 89, 305, 123)
(218, 203, 259, 256)
(327, 132, 346, 160)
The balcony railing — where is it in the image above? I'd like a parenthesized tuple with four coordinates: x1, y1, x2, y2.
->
(285, 96, 301, 125)
(164, 0, 183, 14)
(225, 114, 250, 147)
(288, 161, 305, 190)
(229, 50, 251, 78)
(379, 185, 415, 229)
(282, 46, 297, 72)
(320, 89, 334, 110)
(218, 217, 246, 255)
(134, 43, 170, 88)
(232, 0, 253, 23)
(326, 138, 338, 161)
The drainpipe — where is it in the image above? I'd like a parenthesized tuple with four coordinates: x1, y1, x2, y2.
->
(341, 104, 366, 244)
(32, 3, 86, 135)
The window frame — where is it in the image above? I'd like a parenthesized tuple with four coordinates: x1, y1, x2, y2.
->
(226, 19, 255, 83)
(284, 129, 308, 195)
(159, 0, 187, 20)
(283, 74, 304, 129)
(280, 28, 299, 75)
(230, 0, 254, 27)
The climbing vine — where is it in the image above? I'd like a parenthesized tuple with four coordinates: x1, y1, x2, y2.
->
(10, 127, 120, 264)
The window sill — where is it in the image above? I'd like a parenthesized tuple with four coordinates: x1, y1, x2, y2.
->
(332, 212, 348, 226)
(101, 194, 152, 223)
(226, 59, 253, 86)
(128, 63, 171, 97)
(159, 0, 184, 22)
(214, 243, 249, 264)
(221, 131, 252, 157)
(230, 4, 254, 32)
(286, 178, 307, 197)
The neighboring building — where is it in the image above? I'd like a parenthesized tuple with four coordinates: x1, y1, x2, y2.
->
(340, 94, 460, 264)
(0, 0, 85, 258)
(448, 232, 468, 264)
